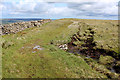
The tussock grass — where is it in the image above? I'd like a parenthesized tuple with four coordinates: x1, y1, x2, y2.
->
(2, 18, 118, 78)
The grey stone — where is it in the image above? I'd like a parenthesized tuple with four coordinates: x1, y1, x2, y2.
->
(1, 19, 52, 35)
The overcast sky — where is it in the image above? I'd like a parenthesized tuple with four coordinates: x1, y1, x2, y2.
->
(0, 0, 119, 20)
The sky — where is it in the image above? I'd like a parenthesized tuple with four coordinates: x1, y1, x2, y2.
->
(0, 0, 119, 20)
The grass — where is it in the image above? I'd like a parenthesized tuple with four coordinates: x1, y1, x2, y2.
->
(1, 18, 118, 78)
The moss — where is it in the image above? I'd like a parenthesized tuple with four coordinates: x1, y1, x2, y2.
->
(2, 41, 14, 49)
(99, 55, 115, 65)
(84, 57, 119, 78)
(116, 61, 120, 66)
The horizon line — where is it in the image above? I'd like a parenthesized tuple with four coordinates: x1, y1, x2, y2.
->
(0, 17, 118, 20)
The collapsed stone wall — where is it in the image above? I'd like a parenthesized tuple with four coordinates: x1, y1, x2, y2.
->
(0, 19, 52, 35)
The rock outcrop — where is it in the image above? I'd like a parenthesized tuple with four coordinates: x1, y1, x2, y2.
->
(0, 19, 52, 35)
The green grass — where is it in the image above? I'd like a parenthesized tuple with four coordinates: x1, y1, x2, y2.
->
(0, 35, 2, 79)
(2, 18, 118, 78)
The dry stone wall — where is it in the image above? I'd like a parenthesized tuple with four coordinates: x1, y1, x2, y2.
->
(0, 19, 52, 35)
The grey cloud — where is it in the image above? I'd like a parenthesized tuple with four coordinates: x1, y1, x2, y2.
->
(1, 1, 118, 19)
(67, 2, 118, 17)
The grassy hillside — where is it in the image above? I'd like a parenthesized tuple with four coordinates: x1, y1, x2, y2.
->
(1, 18, 119, 78)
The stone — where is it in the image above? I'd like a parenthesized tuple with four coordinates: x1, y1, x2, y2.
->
(58, 44, 68, 50)
(1, 19, 52, 35)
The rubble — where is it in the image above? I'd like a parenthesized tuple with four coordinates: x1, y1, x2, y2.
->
(1, 19, 52, 35)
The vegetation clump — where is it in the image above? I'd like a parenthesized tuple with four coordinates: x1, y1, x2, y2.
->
(84, 57, 120, 78)
(70, 24, 98, 58)
(2, 41, 14, 49)
(99, 55, 115, 65)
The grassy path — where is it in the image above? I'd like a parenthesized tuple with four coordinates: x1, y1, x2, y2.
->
(2, 19, 107, 78)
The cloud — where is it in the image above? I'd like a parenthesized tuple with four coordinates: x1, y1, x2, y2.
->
(2, 0, 117, 2)
(67, 1, 118, 16)
(1, 1, 75, 18)
(0, 0, 119, 19)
